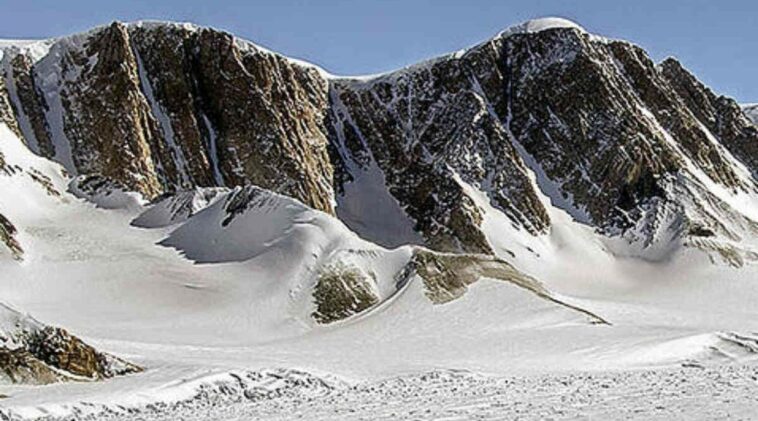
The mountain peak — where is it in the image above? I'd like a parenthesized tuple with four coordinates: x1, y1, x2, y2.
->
(496, 17, 586, 38)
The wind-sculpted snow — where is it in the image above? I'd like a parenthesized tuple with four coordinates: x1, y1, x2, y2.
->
(156, 183, 603, 326)
(5, 365, 758, 420)
(159, 185, 341, 263)
(131, 187, 227, 228)
(68, 175, 145, 211)
(496, 17, 586, 37)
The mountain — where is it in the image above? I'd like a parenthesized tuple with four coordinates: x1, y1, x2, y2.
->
(1, 18, 756, 263)
(0, 17, 756, 417)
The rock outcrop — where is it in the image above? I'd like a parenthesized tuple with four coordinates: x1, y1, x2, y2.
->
(0, 213, 22, 260)
(332, 24, 756, 252)
(311, 262, 379, 324)
(0, 304, 141, 384)
(395, 248, 608, 324)
(3, 54, 55, 157)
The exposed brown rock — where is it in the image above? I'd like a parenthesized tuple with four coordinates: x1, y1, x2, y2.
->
(0, 347, 63, 385)
(398, 249, 608, 323)
(31, 22, 338, 212)
(0, 213, 22, 260)
(0, 304, 142, 385)
(128, 24, 219, 188)
(7, 54, 55, 157)
(191, 28, 334, 213)
(660, 58, 758, 180)
(27, 326, 141, 380)
(60, 22, 165, 198)
(312, 262, 379, 324)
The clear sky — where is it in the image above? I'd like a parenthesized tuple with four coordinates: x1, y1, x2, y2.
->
(0, 0, 755, 102)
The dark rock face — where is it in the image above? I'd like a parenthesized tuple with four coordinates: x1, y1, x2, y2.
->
(0, 72, 25, 141)
(188, 29, 334, 213)
(660, 58, 758, 180)
(502, 30, 756, 235)
(0, 58, 34, 143)
(127, 24, 219, 189)
(330, 50, 548, 253)
(331, 27, 755, 250)
(129, 24, 335, 212)
(502, 32, 687, 232)
(1, 22, 335, 214)
(5, 54, 55, 157)
(0, 213, 22, 260)
(0, 21, 755, 255)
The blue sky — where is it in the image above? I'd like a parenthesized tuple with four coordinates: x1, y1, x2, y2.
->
(0, 0, 755, 102)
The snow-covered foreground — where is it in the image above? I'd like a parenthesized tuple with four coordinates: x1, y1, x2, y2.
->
(4, 365, 758, 420)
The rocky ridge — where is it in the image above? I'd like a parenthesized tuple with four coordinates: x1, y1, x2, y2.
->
(0, 18, 755, 261)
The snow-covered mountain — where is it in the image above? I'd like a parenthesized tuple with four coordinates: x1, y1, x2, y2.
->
(1, 18, 756, 262)
(0, 17, 757, 418)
